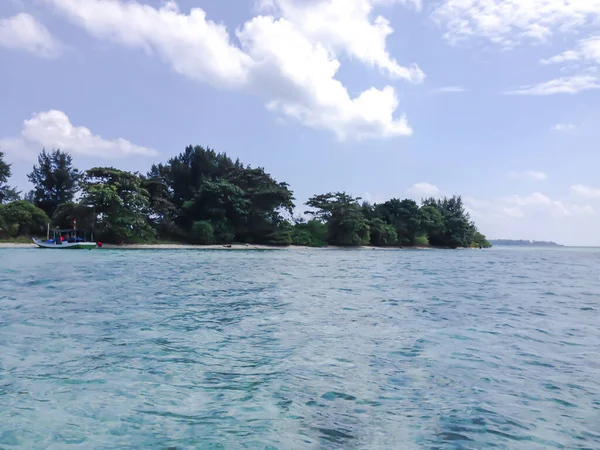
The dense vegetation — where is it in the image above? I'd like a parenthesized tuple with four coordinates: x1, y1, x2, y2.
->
(489, 239, 562, 247)
(0, 147, 490, 248)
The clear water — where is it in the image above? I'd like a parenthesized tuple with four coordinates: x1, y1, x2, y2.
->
(1, 247, 599, 449)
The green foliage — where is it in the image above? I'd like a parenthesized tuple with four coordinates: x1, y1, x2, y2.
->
(291, 219, 328, 247)
(191, 220, 214, 244)
(80, 167, 155, 243)
(0, 151, 19, 204)
(368, 218, 397, 246)
(0, 200, 50, 237)
(471, 231, 491, 248)
(27, 149, 81, 216)
(52, 202, 95, 231)
(414, 234, 430, 247)
(306, 192, 370, 246)
(0, 145, 490, 248)
(421, 196, 474, 248)
(376, 199, 421, 245)
(150, 145, 294, 244)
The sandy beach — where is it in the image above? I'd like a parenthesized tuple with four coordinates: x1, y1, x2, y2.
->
(0, 242, 435, 250)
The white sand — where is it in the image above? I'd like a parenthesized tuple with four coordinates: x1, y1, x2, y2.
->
(0, 242, 434, 250)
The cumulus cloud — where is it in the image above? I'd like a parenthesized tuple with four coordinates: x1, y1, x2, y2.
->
(408, 182, 441, 198)
(465, 192, 596, 242)
(256, 0, 425, 82)
(0, 110, 157, 161)
(508, 170, 548, 181)
(0, 13, 62, 58)
(541, 36, 600, 65)
(504, 75, 600, 95)
(363, 191, 389, 204)
(432, 0, 600, 47)
(43, 0, 420, 141)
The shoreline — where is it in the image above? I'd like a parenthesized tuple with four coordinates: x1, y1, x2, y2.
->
(0, 242, 442, 250)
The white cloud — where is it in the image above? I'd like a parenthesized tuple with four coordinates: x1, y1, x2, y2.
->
(362, 191, 388, 204)
(257, 0, 425, 82)
(504, 75, 600, 95)
(0, 13, 62, 58)
(465, 191, 598, 245)
(435, 86, 467, 93)
(432, 0, 600, 47)
(554, 123, 576, 132)
(473, 192, 596, 219)
(43, 0, 251, 88)
(508, 170, 548, 181)
(571, 184, 600, 199)
(408, 182, 441, 197)
(45, 0, 418, 141)
(0, 110, 158, 161)
(239, 15, 412, 140)
(541, 36, 600, 65)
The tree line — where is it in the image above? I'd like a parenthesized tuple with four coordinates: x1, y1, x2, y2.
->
(0, 147, 490, 248)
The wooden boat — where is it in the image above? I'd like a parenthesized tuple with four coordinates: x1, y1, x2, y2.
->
(32, 222, 97, 250)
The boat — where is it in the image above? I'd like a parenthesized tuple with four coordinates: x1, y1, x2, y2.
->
(32, 221, 98, 250)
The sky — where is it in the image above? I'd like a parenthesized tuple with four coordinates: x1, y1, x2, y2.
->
(1, 0, 600, 245)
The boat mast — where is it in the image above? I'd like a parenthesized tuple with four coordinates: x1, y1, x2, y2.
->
(46, 223, 50, 241)
(91, 206, 96, 242)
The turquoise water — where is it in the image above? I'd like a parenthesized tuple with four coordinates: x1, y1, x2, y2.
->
(1, 247, 599, 449)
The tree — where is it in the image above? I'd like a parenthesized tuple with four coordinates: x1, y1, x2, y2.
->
(421, 196, 473, 248)
(52, 202, 95, 231)
(375, 199, 421, 245)
(0, 200, 49, 237)
(0, 151, 20, 204)
(148, 146, 296, 244)
(306, 192, 370, 246)
(225, 166, 295, 243)
(80, 167, 154, 243)
(369, 217, 398, 246)
(191, 220, 214, 244)
(27, 149, 81, 215)
(292, 219, 328, 247)
(419, 205, 444, 242)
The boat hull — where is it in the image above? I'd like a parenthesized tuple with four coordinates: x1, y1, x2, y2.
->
(32, 238, 97, 249)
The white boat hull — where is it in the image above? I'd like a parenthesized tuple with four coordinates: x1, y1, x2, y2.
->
(32, 238, 97, 249)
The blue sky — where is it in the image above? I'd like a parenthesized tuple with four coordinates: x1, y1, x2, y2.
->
(1, 0, 600, 245)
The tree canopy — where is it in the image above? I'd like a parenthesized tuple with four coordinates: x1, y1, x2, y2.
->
(27, 149, 81, 216)
(0, 151, 20, 205)
(0, 146, 491, 248)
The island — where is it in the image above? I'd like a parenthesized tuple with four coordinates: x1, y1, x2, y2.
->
(1, 147, 490, 249)
(489, 239, 563, 247)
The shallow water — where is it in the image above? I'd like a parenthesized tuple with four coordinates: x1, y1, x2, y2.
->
(0, 247, 599, 449)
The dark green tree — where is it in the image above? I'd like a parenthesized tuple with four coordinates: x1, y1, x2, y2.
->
(421, 196, 473, 248)
(376, 199, 421, 245)
(27, 149, 81, 215)
(306, 192, 370, 246)
(0, 151, 20, 204)
(225, 166, 295, 244)
(80, 167, 154, 243)
(291, 218, 328, 247)
(0, 200, 49, 237)
(368, 217, 398, 246)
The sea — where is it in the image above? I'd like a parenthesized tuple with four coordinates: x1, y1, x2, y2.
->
(0, 247, 599, 449)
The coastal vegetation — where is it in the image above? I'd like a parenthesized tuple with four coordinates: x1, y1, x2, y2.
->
(0, 147, 490, 248)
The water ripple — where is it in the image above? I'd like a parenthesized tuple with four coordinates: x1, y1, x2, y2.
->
(0, 247, 599, 448)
